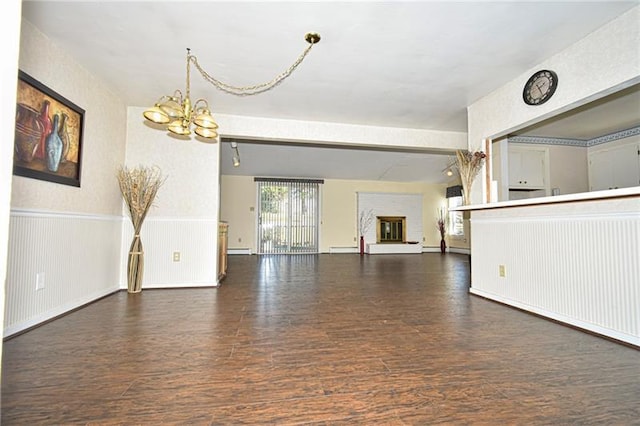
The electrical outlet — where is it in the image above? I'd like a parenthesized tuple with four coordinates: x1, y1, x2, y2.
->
(173, 252, 181, 262)
(499, 264, 506, 277)
(36, 272, 45, 290)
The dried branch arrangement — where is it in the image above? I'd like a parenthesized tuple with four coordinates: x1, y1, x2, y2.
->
(117, 165, 165, 293)
(359, 209, 375, 235)
(455, 150, 486, 204)
(436, 207, 447, 240)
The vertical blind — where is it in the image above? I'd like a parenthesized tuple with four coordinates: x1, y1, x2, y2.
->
(255, 178, 323, 254)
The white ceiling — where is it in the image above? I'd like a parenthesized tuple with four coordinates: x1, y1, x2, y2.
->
(21, 1, 640, 184)
(512, 83, 640, 140)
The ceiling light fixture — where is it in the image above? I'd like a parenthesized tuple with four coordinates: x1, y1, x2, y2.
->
(442, 157, 457, 177)
(230, 141, 240, 167)
(143, 33, 321, 142)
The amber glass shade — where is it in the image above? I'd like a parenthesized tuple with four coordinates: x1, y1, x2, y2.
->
(167, 119, 191, 136)
(143, 105, 170, 124)
(160, 98, 184, 120)
(194, 126, 218, 139)
(193, 109, 218, 129)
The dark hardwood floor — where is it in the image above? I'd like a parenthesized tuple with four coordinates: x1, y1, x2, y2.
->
(2, 253, 639, 425)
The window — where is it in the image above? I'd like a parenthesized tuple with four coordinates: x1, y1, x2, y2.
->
(446, 185, 464, 237)
(448, 196, 464, 236)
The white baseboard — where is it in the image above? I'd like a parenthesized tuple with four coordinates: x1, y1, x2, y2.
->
(421, 247, 469, 254)
(470, 288, 639, 347)
(367, 243, 423, 254)
(448, 247, 470, 255)
(4, 286, 120, 338)
(228, 248, 252, 255)
(422, 247, 440, 253)
(329, 246, 358, 254)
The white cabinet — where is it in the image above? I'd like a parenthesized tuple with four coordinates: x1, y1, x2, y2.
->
(588, 142, 640, 191)
(508, 146, 547, 189)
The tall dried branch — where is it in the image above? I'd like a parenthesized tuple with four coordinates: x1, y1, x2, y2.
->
(436, 207, 447, 239)
(117, 165, 165, 233)
(455, 149, 486, 201)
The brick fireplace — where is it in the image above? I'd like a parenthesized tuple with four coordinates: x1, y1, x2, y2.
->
(357, 192, 423, 254)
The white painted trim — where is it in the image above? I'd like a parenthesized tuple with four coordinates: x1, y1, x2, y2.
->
(448, 247, 471, 255)
(145, 216, 219, 222)
(329, 247, 358, 254)
(422, 247, 440, 253)
(228, 248, 252, 255)
(11, 208, 122, 221)
(421, 247, 469, 254)
(471, 211, 639, 224)
(367, 243, 423, 254)
(144, 282, 218, 289)
(456, 186, 640, 211)
(470, 288, 640, 347)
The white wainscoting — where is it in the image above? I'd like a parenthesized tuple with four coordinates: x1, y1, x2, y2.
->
(5, 211, 220, 337)
(120, 217, 219, 289)
(5, 209, 122, 337)
(469, 199, 640, 346)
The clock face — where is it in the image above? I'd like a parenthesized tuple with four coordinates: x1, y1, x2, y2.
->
(523, 70, 558, 105)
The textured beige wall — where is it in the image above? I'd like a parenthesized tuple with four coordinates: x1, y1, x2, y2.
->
(468, 6, 640, 204)
(548, 145, 589, 196)
(6, 18, 128, 337)
(322, 180, 450, 252)
(12, 20, 127, 215)
(125, 107, 221, 218)
(220, 175, 256, 250)
(220, 176, 450, 253)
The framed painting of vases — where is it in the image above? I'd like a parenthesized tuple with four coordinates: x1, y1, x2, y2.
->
(14, 70, 84, 187)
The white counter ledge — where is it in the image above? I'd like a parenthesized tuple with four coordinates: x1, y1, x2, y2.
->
(460, 187, 639, 347)
(454, 186, 640, 211)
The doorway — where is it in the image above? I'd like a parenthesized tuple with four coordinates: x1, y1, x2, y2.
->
(256, 178, 321, 254)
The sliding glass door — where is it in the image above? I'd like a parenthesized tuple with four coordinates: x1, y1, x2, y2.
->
(256, 178, 321, 254)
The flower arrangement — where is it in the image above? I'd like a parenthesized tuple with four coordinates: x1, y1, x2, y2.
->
(359, 209, 374, 236)
(455, 149, 486, 204)
(358, 209, 374, 255)
(436, 207, 448, 253)
(436, 207, 447, 240)
(117, 165, 165, 293)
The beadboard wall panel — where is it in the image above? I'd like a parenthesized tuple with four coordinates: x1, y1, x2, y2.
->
(120, 217, 219, 289)
(469, 198, 640, 346)
(5, 210, 121, 337)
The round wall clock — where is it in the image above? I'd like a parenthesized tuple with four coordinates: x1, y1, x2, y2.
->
(522, 70, 558, 106)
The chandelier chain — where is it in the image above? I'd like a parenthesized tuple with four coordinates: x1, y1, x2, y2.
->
(189, 42, 316, 97)
(186, 48, 191, 99)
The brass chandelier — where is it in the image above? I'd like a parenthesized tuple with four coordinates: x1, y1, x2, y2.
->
(143, 33, 321, 141)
